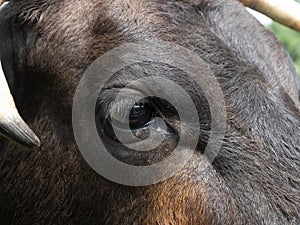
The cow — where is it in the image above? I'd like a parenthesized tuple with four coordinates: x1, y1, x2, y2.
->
(0, 0, 299, 224)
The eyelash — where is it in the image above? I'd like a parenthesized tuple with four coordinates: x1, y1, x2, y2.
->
(96, 86, 180, 138)
(106, 98, 151, 120)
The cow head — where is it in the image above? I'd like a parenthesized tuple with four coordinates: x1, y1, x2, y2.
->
(0, 0, 299, 224)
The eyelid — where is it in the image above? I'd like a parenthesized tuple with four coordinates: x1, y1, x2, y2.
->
(97, 87, 153, 120)
(108, 98, 150, 121)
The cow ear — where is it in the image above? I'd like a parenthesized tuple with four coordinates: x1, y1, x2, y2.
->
(0, 5, 40, 148)
(203, 0, 300, 107)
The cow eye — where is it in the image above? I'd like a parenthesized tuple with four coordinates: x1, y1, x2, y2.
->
(111, 102, 155, 130)
(96, 89, 178, 147)
(96, 90, 181, 165)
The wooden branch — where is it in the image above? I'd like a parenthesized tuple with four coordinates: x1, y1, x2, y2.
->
(239, 0, 300, 32)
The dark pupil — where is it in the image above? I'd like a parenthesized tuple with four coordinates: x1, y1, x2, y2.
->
(129, 103, 153, 129)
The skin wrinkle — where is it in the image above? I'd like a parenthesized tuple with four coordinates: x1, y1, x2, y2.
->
(0, 0, 299, 224)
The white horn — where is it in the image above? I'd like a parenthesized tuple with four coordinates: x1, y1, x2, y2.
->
(0, 61, 40, 147)
(0, 0, 7, 7)
(240, 0, 300, 32)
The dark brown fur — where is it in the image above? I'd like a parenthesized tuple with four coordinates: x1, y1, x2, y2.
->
(0, 0, 299, 224)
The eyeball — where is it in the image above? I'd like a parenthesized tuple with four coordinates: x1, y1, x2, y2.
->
(111, 102, 154, 130)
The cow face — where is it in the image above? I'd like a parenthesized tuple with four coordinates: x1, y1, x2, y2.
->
(0, 0, 299, 224)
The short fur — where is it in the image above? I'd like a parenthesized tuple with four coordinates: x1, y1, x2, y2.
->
(0, 0, 299, 224)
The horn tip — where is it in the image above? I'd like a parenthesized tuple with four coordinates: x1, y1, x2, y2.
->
(27, 133, 41, 148)
(0, 115, 41, 148)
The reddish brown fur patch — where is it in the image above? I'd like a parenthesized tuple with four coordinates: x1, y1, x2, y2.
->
(145, 180, 211, 224)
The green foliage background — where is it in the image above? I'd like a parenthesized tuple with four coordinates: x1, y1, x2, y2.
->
(268, 23, 300, 76)
(267, 0, 300, 77)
